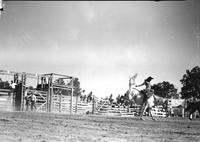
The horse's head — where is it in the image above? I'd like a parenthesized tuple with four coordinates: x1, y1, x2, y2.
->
(129, 73, 137, 84)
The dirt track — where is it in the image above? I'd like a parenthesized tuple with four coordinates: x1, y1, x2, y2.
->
(0, 111, 200, 142)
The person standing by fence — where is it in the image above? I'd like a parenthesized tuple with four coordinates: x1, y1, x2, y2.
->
(10, 81, 16, 98)
(24, 94, 31, 111)
(30, 91, 37, 111)
(10, 81, 16, 90)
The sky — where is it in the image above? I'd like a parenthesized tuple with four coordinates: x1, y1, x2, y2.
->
(0, 0, 200, 98)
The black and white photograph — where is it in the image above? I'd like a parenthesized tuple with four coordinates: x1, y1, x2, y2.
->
(0, 0, 200, 141)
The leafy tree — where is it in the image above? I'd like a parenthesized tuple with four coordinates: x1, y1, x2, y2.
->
(119, 95, 124, 105)
(87, 91, 93, 102)
(73, 78, 82, 96)
(180, 66, 200, 100)
(123, 90, 131, 106)
(109, 94, 114, 104)
(104, 96, 109, 100)
(116, 94, 121, 104)
(53, 77, 82, 96)
(124, 90, 130, 100)
(152, 81, 178, 98)
(114, 91, 132, 106)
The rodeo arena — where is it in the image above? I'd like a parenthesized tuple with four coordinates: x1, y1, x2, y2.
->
(0, 69, 200, 142)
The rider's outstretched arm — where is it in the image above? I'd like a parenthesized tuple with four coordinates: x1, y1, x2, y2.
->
(136, 82, 145, 87)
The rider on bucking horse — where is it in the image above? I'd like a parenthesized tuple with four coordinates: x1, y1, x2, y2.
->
(136, 76, 154, 105)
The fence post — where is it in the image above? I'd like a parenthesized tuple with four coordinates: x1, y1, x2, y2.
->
(47, 76, 50, 112)
(48, 74, 54, 113)
(75, 94, 78, 113)
(70, 77, 74, 114)
(59, 91, 62, 113)
(20, 73, 26, 111)
(20, 75, 23, 111)
(92, 95, 95, 114)
(50, 74, 54, 113)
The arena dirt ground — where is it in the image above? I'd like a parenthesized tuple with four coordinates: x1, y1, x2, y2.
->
(0, 111, 200, 142)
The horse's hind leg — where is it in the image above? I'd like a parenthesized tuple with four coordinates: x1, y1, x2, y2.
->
(189, 109, 196, 120)
(189, 112, 193, 120)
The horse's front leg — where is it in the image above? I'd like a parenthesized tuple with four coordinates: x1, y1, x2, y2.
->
(149, 108, 156, 121)
(140, 103, 147, 120)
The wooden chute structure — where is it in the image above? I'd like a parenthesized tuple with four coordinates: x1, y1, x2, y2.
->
(0, 0, 4, 11)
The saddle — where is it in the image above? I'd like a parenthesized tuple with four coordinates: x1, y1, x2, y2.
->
(147, 90, 154, 98)
(143, 89, 154, 102)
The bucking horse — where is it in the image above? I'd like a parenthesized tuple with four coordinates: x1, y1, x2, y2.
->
(128, 74, 168, 121)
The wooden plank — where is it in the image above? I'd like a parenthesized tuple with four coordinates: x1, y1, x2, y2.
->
(70, 78, 73, 114)
(0, 95, 13, 111)
(0, 89, 11, 92)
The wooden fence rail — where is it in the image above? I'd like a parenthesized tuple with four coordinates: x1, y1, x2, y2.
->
(0, 89, 13, 111)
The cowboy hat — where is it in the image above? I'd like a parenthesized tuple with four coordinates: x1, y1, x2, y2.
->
(145, 76, 154, 82)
